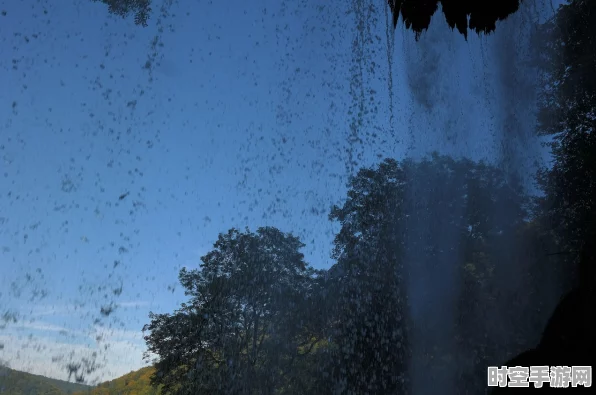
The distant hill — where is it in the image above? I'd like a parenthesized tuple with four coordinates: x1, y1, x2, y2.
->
(73, 366, 161, 395)
(0, 365, 90, 394)
(0, 365, 162, 395)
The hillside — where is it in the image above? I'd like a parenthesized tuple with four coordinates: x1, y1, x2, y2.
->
(0, 365, 90, 394)
(73, 366, 161, 395)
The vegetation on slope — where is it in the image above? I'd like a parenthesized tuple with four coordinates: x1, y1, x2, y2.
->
(0, 366, 89, 395)
(73, 366, 162, 395)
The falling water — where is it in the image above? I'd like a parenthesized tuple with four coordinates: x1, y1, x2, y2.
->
(398, 1, 560, 393)
(344, 0, 562, 393)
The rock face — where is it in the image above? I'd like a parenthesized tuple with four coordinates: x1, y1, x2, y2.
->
(491, 286, 596, 393)
(387, 0, 523, 38)
(491, 241, 596, 393)
(97, 0, 524, 37)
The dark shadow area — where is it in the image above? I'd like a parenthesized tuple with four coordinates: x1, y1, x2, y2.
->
(492, 243, 596, 393)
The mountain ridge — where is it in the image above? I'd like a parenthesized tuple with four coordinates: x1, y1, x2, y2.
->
(0, 365, 160, 395)
(0, 365, 90, 394)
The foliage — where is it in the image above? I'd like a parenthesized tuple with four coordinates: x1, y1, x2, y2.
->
(73, 366, 162, 395)
(322, 158, 410, 394)
(136, 153, 556, 394)
(322, 154, 548, 394)
(488, 3, 596, 388)
(142, 227, 321, 395)
(533, 0, 596, 286)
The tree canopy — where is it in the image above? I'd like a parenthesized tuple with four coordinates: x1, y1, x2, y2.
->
(326, 154, 549, 393)
(533, 0, 596, 287)
(142, 153, 550, 394)
(491, 2, 596, 390)
(142, 227, 321, 395)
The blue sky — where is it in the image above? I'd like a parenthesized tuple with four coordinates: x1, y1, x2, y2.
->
(0, 0, 558, 383)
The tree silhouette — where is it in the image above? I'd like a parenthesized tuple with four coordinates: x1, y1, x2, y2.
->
(323, 154, 542, 394)
(534, 0, 596, 287)
(138, 153, 556, 393)
(143, 227, 320, 395)
(492, 1, 596, 391)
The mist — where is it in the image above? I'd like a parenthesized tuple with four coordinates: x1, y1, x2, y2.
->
(395, 0, 563, 392)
